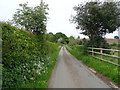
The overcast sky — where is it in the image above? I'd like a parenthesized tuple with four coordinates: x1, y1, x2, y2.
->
(0, 0, 119, 38)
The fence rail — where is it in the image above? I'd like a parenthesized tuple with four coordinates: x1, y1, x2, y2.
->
(88, 47, 120, 66)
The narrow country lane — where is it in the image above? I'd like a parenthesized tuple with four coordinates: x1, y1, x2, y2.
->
(48, 46, 110, 88)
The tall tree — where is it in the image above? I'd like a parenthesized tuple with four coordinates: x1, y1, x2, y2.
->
(12, 2, 48, 35)
(71, 1, 120, 48)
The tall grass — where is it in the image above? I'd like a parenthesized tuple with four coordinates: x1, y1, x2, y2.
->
(66, 45, 119, 85)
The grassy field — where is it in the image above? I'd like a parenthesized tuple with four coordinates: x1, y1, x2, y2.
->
(66, 45, 119, 85)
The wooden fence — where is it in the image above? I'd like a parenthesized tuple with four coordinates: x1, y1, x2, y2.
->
(88, 47, 120, 66)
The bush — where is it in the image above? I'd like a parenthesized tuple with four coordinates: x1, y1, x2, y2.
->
(2, 22, 60, 88)
(111, 43, 117, 47)
(85, 38, 111, 54)
(86, 38, 110, 48)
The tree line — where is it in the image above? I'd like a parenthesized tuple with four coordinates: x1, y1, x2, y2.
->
(10, 1, 120, 48)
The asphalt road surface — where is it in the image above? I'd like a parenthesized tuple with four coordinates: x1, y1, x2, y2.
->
(48, 46, 110, 88)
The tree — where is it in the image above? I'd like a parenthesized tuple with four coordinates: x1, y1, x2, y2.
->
(52, 32, 69, 44)
(68, 36, 75, 45)
(68, 36, 81, 45)
(44, 32, 54, 42)
(114, 36, 119, 39)
(12, 2, 48, 35)
(48, 32, 54, 36)
(69, 36, 75, 40)
(71, 1, 120, 48)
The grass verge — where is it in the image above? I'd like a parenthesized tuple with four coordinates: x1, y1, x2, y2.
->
(66, 45, 119, 85)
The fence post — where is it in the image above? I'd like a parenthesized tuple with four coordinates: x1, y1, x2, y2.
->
(113, 50, 118, 63)
(100, 48, 103, 59)
(112, 50, 115, 55)
(92, 48, 94, 56)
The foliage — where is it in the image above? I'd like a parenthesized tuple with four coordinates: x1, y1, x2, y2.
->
(2, 22, 60, 88)
(12, 2, 48, 35)
(44, 33, 54, 42)
(68, 36, 81, 45)
(68, 36, 75, 45)
(69, 36, 74, 40)
(111, 43, 117, 47)
(86, 38, 110, 48)
(21, 41, 60, 88)
(48, 32, 54, 36)
(110, 43, 120, 50)
(71, 1, 120, 48)
(80, 38, 88, 45)
(114, 36, 119, 39)
(67, 45, 119, 85)
(52, 32, 69, 44)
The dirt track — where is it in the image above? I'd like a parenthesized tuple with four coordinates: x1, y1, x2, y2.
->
(48, 46, 110, 88)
